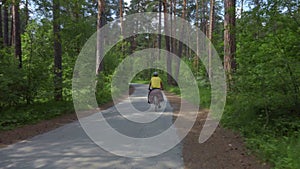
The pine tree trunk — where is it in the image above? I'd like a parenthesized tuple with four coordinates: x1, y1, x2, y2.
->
(119, 0, 124, 57)
(241, 0, 244, 16)
(96, 0, 105, 74)
(163, 0, 173, 85)
(208, 0, 215, 78)
(10, 6, 13, 46)
(194, 0, 199, 74)
(224, 0, 236, 83)
(24, 0, 29, 30)
(171, 0, 177, 57)
(3, 1, 9, 47)
(12, 0, 22, 68)
(0, 3, 3, 47)
(201, 0, 207, 35)
(119, 0, 123, 36)
(174, 0, 186, 82)
(53, 0, 63, 101)
(158, 0, 162, 60)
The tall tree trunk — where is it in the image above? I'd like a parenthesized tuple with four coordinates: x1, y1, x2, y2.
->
(23, 0, 29, 31)
(53, 0, 63, 101)
(12, 0, 22, 68)
(158, 0, 162, 60)
(254, 0, 260, 39)
(174, 0, 186, 82)
(201, 0, 207, 35)
(208, 0, 215, 78)
(240, 0, 244, 17)
(163, 0, 173, 85)
(119, 0, 124, 58)
(10, 6, 13, 46)
(119, 0, 123, 37)
(172, 0, 177, 57)
(0, 3, 3, 47)
(224, 0, 236, 84)
(3, 1, 9, 47)
(96, 0, 105, 74)
(74, 1, 80, 54)
(194, 0, 199, 75)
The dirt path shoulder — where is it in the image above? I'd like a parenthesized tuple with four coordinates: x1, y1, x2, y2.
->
(164, 91, 270, 169)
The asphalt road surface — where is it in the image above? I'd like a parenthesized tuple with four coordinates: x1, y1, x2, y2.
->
(0, 84, 184, 169)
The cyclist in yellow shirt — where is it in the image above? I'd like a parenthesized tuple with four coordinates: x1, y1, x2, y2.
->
(148, 72, 164, 104)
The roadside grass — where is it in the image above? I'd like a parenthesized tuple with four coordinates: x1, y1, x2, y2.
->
(167, 80, 300, 169)
(222, 96, 300, 169)
(166, 85, 181, 95)
(165, 83, 211, 109)
(0, 101, 74, 131)
(130, 80, 149, 84)
(239, 124, 300, 169)
(244, 133, 300, 169)
(0, 80, 114, 131)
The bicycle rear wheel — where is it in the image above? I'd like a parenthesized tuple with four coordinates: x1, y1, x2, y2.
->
(154, 96, 158, 112)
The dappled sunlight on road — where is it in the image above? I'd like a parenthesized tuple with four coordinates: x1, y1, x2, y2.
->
(0, 84, 184, 168)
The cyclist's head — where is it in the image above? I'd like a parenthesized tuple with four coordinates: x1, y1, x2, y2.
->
(153, 72, 158, 77)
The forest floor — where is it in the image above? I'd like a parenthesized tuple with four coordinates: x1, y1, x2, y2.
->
(0, 86, 271, 169)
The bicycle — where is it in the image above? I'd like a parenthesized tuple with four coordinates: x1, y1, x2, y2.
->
(153, 95, 160, 112)
(149, 89, 163, 112)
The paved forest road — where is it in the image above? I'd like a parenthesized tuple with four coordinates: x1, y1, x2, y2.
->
(0, 84, 183, 169)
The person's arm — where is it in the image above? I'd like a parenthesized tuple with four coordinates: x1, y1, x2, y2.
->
(149, 81, 151, 90)
(160, 80, 163, 90)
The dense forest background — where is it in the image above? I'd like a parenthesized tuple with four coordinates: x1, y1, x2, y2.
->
(0, 0, 299, 168)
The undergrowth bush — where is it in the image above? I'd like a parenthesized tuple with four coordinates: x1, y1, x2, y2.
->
(0, 101, 74, 131)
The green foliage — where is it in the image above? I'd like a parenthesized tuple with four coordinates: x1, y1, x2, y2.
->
(96, 73, 112, 105)
(198, 84, 211, 109)
(0, 49, 38, 107)
(166, 79, 211, 109)
(0, 101, 74, 131)
(131, 80, 149, 84)
(166, 86, 181, 95)
(222, 2, 300, 168)
(0, 2, 299, 168)
(0, 0, 113, 130)
(245, 134, 300, 169)
(223, 96, 300, 168)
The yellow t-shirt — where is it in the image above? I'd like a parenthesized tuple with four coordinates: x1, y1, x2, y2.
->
(150, 77, 162, 89)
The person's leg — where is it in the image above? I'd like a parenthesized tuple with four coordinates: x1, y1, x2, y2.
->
(158, 90, 162, 108)
(159, 90, 163, 101)
(148, 90, 151, 103)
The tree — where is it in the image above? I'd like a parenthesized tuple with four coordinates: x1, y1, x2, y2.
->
(96, 0, 105, 74)
(158, 0, 162, 60)
(208, 0, 215, 78)
(201, 0, 208, 35)
(12, 0, 22, 68)
(10, 5, 13, 46)
(194, 0, 199, 74)
(119, 0, 123, 37)
(53, 0, 63, 101)
(24, 0, 29, 29)
(119, 0, 124, 57)
(224, 0, 236, 83)
(174, 0, 186, 82)
(171, 0, 177, 56)
(0, 2, 3, 47)
(240, 0, 244, 16)
(3, 0, 9, 47)
(163, 0, 173, 85)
